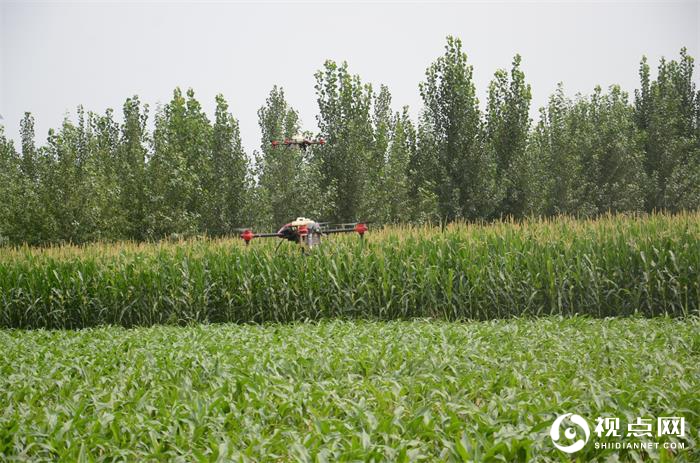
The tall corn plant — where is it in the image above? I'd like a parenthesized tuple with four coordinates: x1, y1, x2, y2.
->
(0, 213, 698, 329)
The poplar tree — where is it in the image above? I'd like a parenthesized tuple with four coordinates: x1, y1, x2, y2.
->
(581, 86, 646, 213)
(485, 55, 532, 218)
(408, 113, 441, 223)
(206, 94, 247, 235)
(533, 84, 587, 216)
(90, 108, 121, 239)
(635, 49, 700, 211)
(256, 86, 303, 228)
(362, 84, 393, 222)
(382, 107, 414, 222)
(315, 60, 374, 222)
(41, 108, 100, 243)
(149, 88, 211, 237)
(117, 96, 150, 240)
(0, 126, 20, 244)
(419, 36, 497, 220)
(15, 113, 48, 243)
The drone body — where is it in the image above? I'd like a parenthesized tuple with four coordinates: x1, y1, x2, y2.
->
(239, 217, 368, 250)
(271, 134, 325, 151)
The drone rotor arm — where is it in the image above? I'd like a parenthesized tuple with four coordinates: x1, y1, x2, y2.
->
(252, 233, 283, 238)
(321, 228, 356, 234)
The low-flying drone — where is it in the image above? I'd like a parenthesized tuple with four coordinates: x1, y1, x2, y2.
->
(239, 217, 369, 250)
(271, 134, 325, 151)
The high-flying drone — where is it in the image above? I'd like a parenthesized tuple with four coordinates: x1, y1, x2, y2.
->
(271, 134, 325, 151)
(239, 217, 369, 250)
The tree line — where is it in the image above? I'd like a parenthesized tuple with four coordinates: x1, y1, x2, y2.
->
(1, 37, 699, 245)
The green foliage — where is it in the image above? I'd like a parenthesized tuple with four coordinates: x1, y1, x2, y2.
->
(41, 108, 108, 243)
(315, 60, 375, 222)
(0, 318, 698, 461)
(1, 43, 700, 244)
(89, 108, 122, 239)
(4, 89, 250, 245)
(485, 54, 532, 219)
(360, 84, 393, 222)
(579, 86, 647, 213)
(205, 94, 248, 235)
(254, 86, 331, 228)
(149, 88, 211, 237)
(635, 49, 700, 211)
(419, 36, 498, 221)
(380, 107, 415, 223)
(0, 127, 20, 245)
(116, 96, 150, 240)
(533, 84, 587, 215)
(407, 114, 441, 223)
(0, 213, 697, 329)
(15, 113, 54, 244)
(533, 84, 648, 217)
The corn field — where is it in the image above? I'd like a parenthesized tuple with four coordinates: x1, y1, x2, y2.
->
(0, 213, 698, 329)
(1, 318, 698, 461)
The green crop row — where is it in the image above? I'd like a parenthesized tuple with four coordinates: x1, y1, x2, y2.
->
(1, 318, 698, 461)
(0, 213, 698, 329)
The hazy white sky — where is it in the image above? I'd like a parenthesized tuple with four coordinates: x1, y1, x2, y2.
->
(1, 1, 698, 153)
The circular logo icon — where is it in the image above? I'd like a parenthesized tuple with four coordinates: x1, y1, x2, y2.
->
(550, 413, 590, 453)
